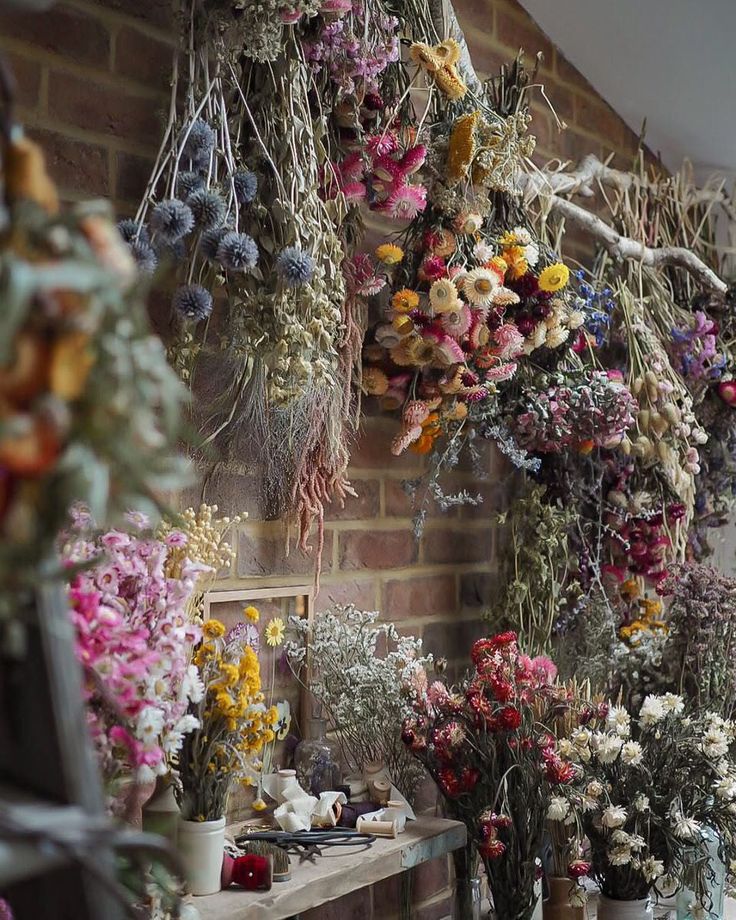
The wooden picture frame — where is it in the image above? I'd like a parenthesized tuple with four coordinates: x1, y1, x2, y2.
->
(201, 584, 314, 821)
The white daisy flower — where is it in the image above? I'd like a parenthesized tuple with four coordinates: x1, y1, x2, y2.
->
(429, 278, 459, 313)
(601, 805, 627, 828)
(621, 741, 643, 766)
(639, 695, 667, 726)
(462, 267, 501, 306)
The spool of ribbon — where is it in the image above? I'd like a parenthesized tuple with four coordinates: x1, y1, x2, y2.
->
(221, 852, 273, 891)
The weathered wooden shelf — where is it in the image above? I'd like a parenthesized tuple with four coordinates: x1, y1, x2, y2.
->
(193, 816, 466, 920)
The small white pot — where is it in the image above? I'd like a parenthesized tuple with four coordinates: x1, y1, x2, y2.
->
(597, 895, 653, 920)
(177, 816, 226, 896)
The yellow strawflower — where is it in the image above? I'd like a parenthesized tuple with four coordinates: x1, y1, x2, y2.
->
(538, 262, 570, 292)
(244, 605, 260, 623)
(375, 243, 404, 265)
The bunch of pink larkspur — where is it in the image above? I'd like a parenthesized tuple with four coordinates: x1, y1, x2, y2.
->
(62, 509, 206, 785)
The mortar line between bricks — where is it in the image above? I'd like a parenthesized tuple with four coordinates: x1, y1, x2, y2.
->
(63, 0, 178, 46)
(0, 36, 173, 101)
(16, 109, 162, 160)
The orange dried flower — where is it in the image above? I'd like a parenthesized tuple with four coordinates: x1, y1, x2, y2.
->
(392, 289, 420, 313)
(362, 366, 389, 396)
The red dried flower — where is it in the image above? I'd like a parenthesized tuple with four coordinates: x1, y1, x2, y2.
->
(567, 859, 591, 880)
(479, 839, 506, 860)
(498, 706, 522, 731)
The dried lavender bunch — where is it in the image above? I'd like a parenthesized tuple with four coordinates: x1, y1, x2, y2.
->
(658, 562, 736, 718)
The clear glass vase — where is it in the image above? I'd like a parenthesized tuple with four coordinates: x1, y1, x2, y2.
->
(294, 717, 341, 796)
(676, 825, 726, 920)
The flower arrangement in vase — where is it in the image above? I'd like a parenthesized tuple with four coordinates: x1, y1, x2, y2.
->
(176, 617, 275, 894)
(285, 604, 433, 804)
(401, 631, 572, 920)
(60, 508, 206, 807)
(552, 694, 736, 919)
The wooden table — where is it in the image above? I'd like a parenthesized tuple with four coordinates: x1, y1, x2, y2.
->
(193, 816, 466, 920)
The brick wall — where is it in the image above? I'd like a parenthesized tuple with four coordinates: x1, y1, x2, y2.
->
(0, 1, 646, 917)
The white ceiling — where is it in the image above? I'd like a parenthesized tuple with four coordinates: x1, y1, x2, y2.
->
(518, 0, 736, 174)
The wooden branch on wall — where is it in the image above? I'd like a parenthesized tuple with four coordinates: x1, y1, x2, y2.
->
(425, 2, 729, 294)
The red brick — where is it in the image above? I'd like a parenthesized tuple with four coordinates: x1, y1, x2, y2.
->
(553, 48, 593, 93)
(96, 0, 173, 30)
(301, 888, 372, 920)
(423, 528, 492, 566)
(541, 78, 575, 126)
(339, 529, 417, 571)
(198, 469, 259, 519)
(456, 2, 494, 37)
(384, 477, 443, 519)
(315, 578, 376, 611)
(384, 575, 456, 621)
(574, 95, 625, 152)
(324, 479, 380, 521)
(460, 572, 496, 608)
(352, 421, 423, 472)
(0, 4, 109, 68)
(463, 33, 507, 80)
(48, 70, 163, 142)
(415, 856, 451, 903)
(115, 26, 175, 89)
(423, 617, 487, 665)
(237, 531, 332, 578)
(114, 150, 153, 202)
(27, 127, 109, 197)
(1, 50, 42, 109)
(414, 895, 453, 920)
(372, 874, 402, 918)
(495, 7, 554, 67)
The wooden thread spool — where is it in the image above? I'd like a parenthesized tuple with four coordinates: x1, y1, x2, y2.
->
(356, 817, 398, 838)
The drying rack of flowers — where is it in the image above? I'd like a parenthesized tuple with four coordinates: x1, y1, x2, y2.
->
(126, 0, 414, 571)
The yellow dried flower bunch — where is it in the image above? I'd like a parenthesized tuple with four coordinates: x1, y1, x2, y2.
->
(447, 111, 480, 186)
(409, 38, 467, 101)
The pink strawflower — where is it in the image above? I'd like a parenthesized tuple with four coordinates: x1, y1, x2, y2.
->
(419, 255, 447, 282)
(383, 183, 427, 220)
(341, 181, 367, 203)
(400, 144, 427, 174)
(485, 361, 518, 382)
(403, 400, 431, 427)
(366, 132, 399, 160)
(492, 323, 525, 361)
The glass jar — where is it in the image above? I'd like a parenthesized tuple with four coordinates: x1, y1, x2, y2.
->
(294, 717, 341, 795)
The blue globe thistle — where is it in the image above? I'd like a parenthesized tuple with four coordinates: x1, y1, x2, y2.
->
(172, 284, 213, 322)
(199, 227, 228, 261)
(187, 188, 226, 230)
(117, 218, 149, 245)
(233, 170, 258, 205)
(276, 246, 315, 287)
(217, 231, 258, 272)
(130, 239, 158, 274)
(150, 199, 194, 243)
(176, 170, 205, 199)
(182, 119, 216, 164)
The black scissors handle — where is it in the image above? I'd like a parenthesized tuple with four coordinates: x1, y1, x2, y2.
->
(236, 829, 376, 849)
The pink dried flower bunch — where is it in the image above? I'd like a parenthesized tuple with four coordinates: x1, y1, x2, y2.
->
(330, 131, 428, 220)
(62, 509, 206, 785)
(511, 370, 636, 454)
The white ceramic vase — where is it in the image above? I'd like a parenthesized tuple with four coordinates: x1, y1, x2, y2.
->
(177, 815, 226, 896)
(597, 895, 653, 920)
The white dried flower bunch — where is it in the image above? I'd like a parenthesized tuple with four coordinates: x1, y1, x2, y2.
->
(551, 694, 736, 907)
(286, 604, 433, 802)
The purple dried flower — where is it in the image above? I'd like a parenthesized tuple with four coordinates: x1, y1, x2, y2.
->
(172, 284, 213, 322)
(176, 170, 205, 199)
(150, 199, 194, 243)
(233, 170, 258, 205)
(275, 246, 315, 287)
(217, 231, 258, 272)
(130, 239, 158, 274)
(187, 188, 226, 230)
